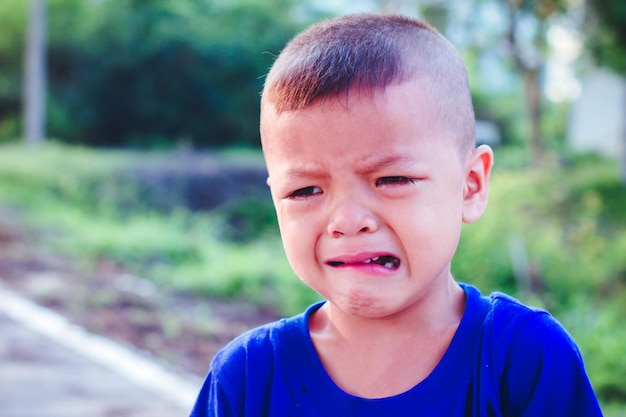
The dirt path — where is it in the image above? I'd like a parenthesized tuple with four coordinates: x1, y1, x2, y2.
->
(0, 214, 280, 378)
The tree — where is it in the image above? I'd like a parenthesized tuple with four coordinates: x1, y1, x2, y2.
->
(43, 0, 311, 148)
(380, 0, 570, 164)
(0, 0, 27, 142)
(502, 0, 568, 165)
(587, 0, 626, 183)
(22, 0, 46, 145)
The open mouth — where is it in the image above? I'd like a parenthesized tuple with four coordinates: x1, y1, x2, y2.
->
(328, 255, 401, 270)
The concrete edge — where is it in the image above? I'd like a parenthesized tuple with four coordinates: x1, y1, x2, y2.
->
(0, 284, 202, 411)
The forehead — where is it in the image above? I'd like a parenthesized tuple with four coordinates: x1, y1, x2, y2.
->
(261, 80, 460, 173)
(263, 80, 441, 144)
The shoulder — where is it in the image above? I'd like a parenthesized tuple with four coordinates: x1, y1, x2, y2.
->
(479, 290, 602, 415)
(480, 290, 584, 375)
(485, 291, 580, 359)
(211, 321, 280, 371)
(209, 301, 323, 383)
(190, 305, 319, 416)
(211, 312, 299, 376)
(461, 285, 568, 353)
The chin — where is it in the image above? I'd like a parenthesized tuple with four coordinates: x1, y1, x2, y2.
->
(335, 290, 397, 318)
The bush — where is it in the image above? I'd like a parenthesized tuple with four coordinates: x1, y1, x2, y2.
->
(0, 143, 624, 410)
(454, 155, 626, 407)
(1, 0, 317, 147)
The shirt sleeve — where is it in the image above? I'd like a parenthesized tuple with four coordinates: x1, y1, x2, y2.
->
(188, 322, 283, 417)
(499, 311, 603, 416)
(189, 368, 242, 417)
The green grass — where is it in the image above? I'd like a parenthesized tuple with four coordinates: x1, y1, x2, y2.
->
(0, 142, 320, 314)
(0, 141, 624, 412)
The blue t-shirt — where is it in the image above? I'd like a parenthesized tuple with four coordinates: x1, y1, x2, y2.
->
(190, 284, 602, 416)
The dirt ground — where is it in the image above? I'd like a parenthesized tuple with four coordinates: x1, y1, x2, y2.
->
(0, 215, 281, 378)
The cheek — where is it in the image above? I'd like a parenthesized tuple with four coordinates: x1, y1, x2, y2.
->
(399, 204, 463, 254)
(276, 214, 318, 276)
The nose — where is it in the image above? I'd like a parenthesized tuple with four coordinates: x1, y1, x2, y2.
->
(326, 197, 379, 238)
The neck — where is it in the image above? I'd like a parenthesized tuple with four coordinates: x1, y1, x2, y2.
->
(308, 279, 466, 398)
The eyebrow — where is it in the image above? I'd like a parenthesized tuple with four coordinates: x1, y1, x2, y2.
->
(355, 154, 421, 174)
(279, 154, 421, 181)
(281, 164, 327, 181)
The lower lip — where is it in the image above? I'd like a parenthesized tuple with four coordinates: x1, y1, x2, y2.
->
(329, 263, 399, 275)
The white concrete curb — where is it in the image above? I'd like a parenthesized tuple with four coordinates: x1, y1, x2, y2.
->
(0, 285, 202, 411)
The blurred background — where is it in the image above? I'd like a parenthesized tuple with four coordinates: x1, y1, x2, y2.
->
(0, 0, 624, 415)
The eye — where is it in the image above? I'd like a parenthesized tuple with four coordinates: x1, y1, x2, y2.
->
(375, 176, 416, 188)
(288, 186, 323, 199)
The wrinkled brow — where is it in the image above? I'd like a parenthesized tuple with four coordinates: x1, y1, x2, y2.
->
(279, 164, 328, 181)
(355, 154, 422, 174)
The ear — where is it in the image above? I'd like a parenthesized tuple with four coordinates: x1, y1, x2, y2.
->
(462, 145, 494, 224)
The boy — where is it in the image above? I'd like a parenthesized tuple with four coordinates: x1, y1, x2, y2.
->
(190, 13, 603, 416)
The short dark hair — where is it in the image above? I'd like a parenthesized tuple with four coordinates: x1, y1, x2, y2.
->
(261, 13, 476, 154)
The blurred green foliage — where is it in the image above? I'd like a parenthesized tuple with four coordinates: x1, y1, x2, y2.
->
(0, 1, 623, 413)
(589, 0, 626, 74)
(0, 0, 325, 147)
(0, 143, 624, 412)
(455, 150, 626, 412)
(0, 142, 320, 312)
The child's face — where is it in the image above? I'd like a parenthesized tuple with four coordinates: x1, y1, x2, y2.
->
(261, 79, 492, 319)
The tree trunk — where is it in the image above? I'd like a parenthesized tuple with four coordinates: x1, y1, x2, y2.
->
(22, 0, 46, 145)
(523, 68, 544, 165)
(504, 1, 547, 167)
(622, 105, 626, 184)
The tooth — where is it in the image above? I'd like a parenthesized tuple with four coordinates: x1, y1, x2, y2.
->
(364, 259, 371, 263)
(384, 262, 394, 268)
(371, 257, 380, 262)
